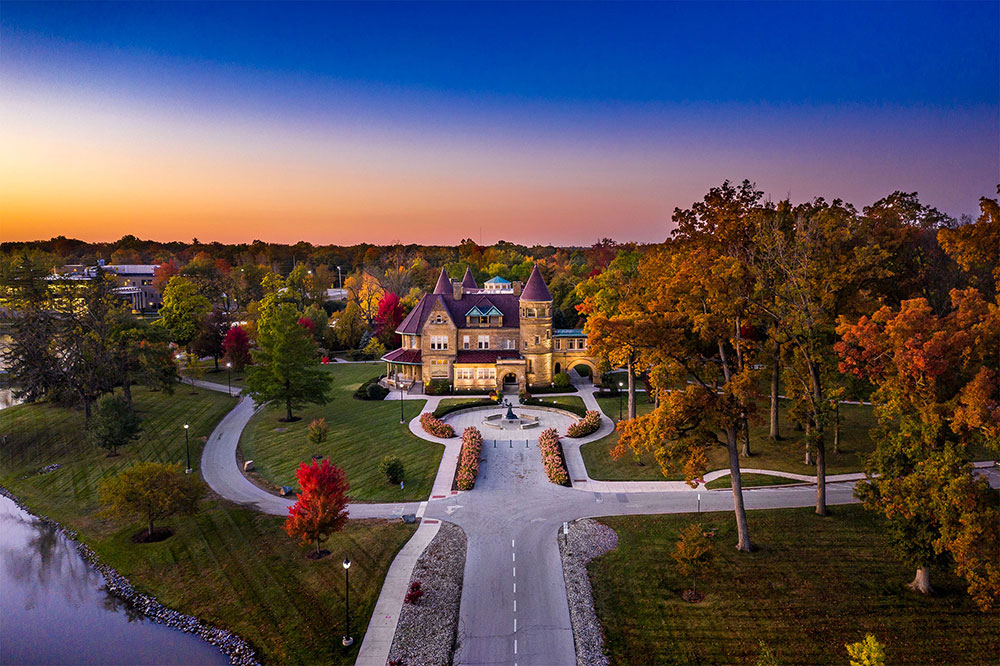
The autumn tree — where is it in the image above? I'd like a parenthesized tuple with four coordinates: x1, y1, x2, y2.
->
(222, 325, 252, 371)
(845, 634, 886, 666)
(87, 393, 143, 456)
(246, 299, 332, 421)
(672, 522, 714, 601)
(374, 291, 406, 348)
(192, 306, 231, 371)
(283, 459, 350, 557)
(99, 462, 203, 539)
(836, 289, 1000, 607)
(307, 418, 329, 446)
(616, 243, 758, 551)
(152, 259, 180, 292)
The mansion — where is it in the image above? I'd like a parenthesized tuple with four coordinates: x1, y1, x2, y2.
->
(382, 265, 601, 393)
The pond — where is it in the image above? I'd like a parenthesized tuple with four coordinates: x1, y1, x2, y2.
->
(0, 494, 230, 665)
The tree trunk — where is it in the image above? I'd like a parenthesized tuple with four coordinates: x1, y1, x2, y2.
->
(627, 357, 636, 420)
(804, 420, 814, 465)
(814, 435, 827, 516)
(741, 416, 751, 457)
(726, 428, 753, 552)
(769, 340, 781, 440)
(123, 381, 132, 404)
(833, 403, 841, 455)
(286, 397, 294, 422)
(148, 517, 154, 537)
(214, 355, 220, 372)
(908, 567, 932, 594)
(83, 396, 92, 422)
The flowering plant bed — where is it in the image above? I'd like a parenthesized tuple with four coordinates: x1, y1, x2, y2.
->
(420, 412, 455, 438)
(539, 428, 570, 486)
(567, 410, 602, 437)
(454, 427, 484, 490)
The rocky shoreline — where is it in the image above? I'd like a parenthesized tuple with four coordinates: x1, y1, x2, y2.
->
(558, 518, 619, 666)
(388, 520, 467, 665)
(0, 486, 260, 666)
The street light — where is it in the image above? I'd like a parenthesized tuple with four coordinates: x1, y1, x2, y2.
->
(342, 556, 353, 647)
(336, 265, 342, 291)
(618, 381, 624, 422)
(400, 381, 405, 424)
(183, 423, 191, 474)
(226, 361, 232, 396)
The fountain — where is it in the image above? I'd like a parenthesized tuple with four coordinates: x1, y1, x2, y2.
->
(482, 399, 541, 430)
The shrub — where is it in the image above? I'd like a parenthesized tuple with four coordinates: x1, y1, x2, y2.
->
(378, 455, 405, 484)
(353, 375, 389, 400)
(425, 379, 450, 395)
(567, 410, 602, 437)
(538, 428, 569, 485)
(433, 397, 500, 419)
(526, 383, 578, 394)
(404, 580, 424, 605)
(553, 372, 571, 389)
(306, 418, 328, 446)
(420, 412, 455, 438)
(455, 426, 484, 490)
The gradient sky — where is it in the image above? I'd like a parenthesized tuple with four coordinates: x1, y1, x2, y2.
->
(2, 1, 997, 246)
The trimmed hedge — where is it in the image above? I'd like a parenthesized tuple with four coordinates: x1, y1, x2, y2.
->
(521, 396, 588, 418)
(419, 412, 455, 438)
(455, 426, 484, 490)
(538, 428, 570, 485)
(526, 384, 578, 394)
(353, 376, 390, 400)
(567, 409, 602, 437)
(433, 398, 500, 419)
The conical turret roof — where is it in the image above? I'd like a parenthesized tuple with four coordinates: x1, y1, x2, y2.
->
(433, 267, 451, 295)
(462, 267, 477, 289)
(520, 264, 552, 301)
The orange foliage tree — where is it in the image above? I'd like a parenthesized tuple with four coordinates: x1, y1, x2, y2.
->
(283, 459, 350, 557)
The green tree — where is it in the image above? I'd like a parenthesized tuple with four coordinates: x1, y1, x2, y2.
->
(87, 393, 143, 456)
(246, 301, 332, 421)
(157, 276, 211, 351)
(378, 455, 405, 484)
(98, 462, 203, 538)
(307, 418, 329, 446)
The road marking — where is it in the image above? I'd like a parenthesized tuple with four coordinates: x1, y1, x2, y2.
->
(514, 639, 518, 655)
(513, 566, 516, 577)
(513, 583, 516, 593)
(513, 599, 516, 612)
(512, 539, 515, 548)
(514, 618, 517, 632)
(512, 552, 516, 562)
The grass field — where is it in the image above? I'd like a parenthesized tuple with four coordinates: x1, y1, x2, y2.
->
(590, 506, 999, 665)
(581, 395, 883, 481)
(0, 387, 415, 665)
(239, 363, 444, 502)
(704, 473, 802, 490)
(528, 395, 587, 412)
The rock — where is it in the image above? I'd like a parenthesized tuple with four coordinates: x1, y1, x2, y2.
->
(280, 486, 296, 496)
(402, 514, 417, 524)
(243, 460, 254, 472)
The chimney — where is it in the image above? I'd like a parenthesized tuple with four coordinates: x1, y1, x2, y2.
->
(453, 282, 464, 300)
(512, 281, 522, 297)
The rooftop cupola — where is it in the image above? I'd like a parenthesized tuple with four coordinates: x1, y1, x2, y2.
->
(520, 264, 552, 302)
(433, 267, 451, 295)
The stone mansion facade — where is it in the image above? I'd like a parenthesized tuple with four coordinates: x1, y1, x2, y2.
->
(382, 265, 601, 392)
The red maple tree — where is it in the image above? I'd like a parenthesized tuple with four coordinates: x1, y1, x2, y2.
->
(222, 325, 252, 371)
(374, 292, 405, 347)
(283, 459, 350, 557)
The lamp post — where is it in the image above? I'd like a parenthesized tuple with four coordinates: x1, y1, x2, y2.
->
(618, 381, 624, 422)
(336, 265, 342, 291)
(183, 423, 191, 474)
(342, 556, 353, 647)
(226, 361, 232, 397)
(400, 378, 405, 424)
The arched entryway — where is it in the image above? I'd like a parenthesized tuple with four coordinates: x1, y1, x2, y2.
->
(503, 372, 517, 386)
(565, 359, 600, 384)
(554, 362, 561, 375)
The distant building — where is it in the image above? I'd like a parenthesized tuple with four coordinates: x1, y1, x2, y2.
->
(52, 264, 162, 312)
(382, 266, 600, 393)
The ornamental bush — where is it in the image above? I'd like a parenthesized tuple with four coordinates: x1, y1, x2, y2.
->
(567, 410, 602, 438)
(420, 412, 455, 438)
(378, 455, 405, 484)
(553, 372, 571, 389)
(455, 426, 484, 490)
(538, 428, 569, 485)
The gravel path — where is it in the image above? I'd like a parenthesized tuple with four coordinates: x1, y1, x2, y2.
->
(558, 518, 619, 666)
(388, 521, 467, 666)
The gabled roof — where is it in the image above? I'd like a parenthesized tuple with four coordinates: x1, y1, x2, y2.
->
(462, 267, 477, 289)
(520, 264, 552, 301)
(433, 267, 452, 295)
(397, 291, 520, 334)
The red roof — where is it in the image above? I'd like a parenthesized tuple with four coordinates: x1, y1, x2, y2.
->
(455, 350, 521, 364)
(382, 348, 422, 364)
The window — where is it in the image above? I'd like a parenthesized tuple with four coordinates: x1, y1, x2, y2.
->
(527, 360, 533, 373)
(433, 314, 444, 324)
(430, 359, 448, 377)
(523, 340, 528, 350)
(479, 316, 488, 325)
(430, 335, 448, 350)
(503, 339, 515, 350)
(555, 340, 561, 350)
(534, 335, 540, 345)
(546, 330, 550, 339)
(476, 368, 496, 380)
(456, 368, 474, 380)
(412, 336, 420, 349)
(463, 336, 470, 350)
(568, 339, 575, 350)
(581, 339, 587, 350)
(477, 335, 489, 349)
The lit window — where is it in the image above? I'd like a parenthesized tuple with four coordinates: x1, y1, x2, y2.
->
(431, 336, 448, 350)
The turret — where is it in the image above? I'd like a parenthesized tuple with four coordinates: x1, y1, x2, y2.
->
(519, 264, 553, 385)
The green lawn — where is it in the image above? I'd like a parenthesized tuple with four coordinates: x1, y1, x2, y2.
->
(529, 395, 587, 412)
(705, 473, 802, 490)
(240, 363, 444, 502)
(582, 396, 882, 481)
(0, 387, 415, 665)
(590, 506, 999, 665)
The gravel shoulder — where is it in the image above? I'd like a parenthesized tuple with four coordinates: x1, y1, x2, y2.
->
(388, 521, 467, 666)
(558, 518, 619, 666)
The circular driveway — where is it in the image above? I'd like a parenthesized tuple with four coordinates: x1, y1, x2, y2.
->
(442, 406, 578, 440)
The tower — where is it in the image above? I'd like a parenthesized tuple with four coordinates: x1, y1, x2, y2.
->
(519, 264, 553, 386)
